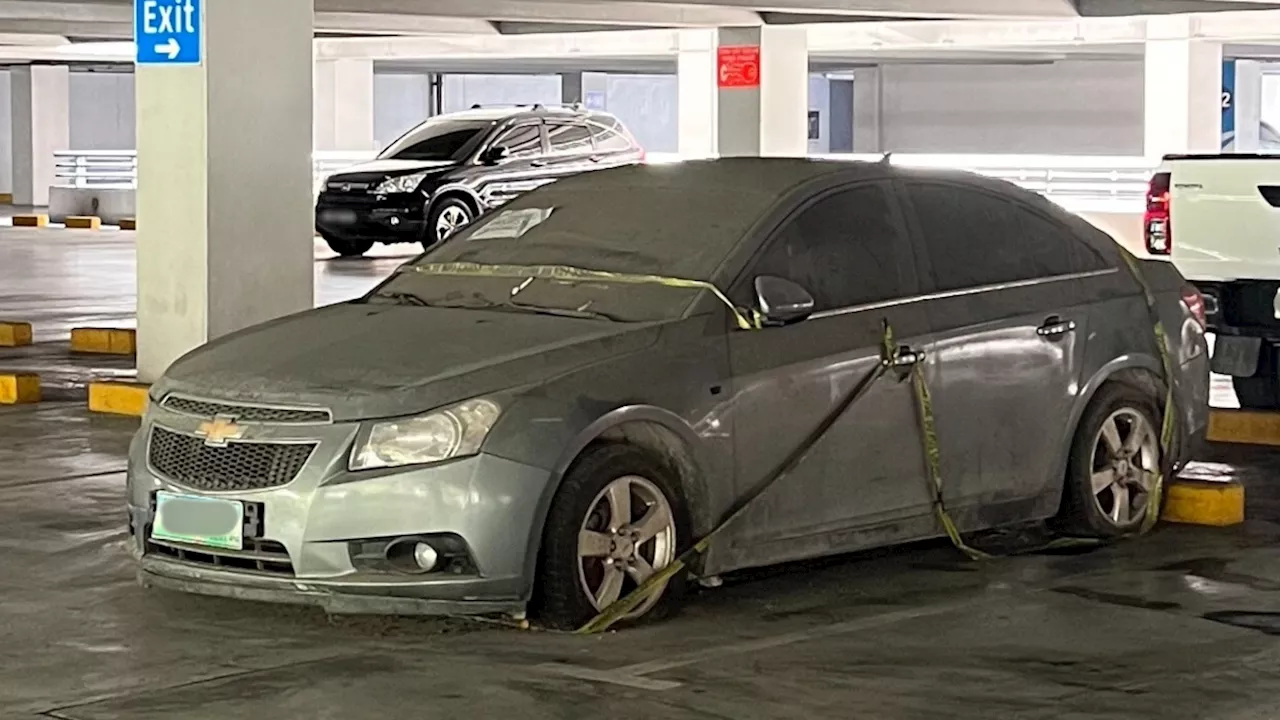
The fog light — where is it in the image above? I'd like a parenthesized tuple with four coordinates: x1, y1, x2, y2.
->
(389, 216, 401, 226)
(413, 542, 438, 571)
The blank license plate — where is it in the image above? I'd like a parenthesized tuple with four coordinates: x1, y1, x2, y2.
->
(152, 491, 244, 551)
(320, 209, 357, 225)
(1211, 335, 1263, 377)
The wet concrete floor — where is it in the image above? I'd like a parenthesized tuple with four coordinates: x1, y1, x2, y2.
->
(3, 402, 1280, 719)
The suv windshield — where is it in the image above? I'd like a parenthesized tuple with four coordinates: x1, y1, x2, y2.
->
(379, 119, 495, 162)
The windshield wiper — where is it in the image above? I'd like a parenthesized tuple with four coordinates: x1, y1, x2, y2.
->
(427, 296, 627, 322)
(368, 291, 430, 307)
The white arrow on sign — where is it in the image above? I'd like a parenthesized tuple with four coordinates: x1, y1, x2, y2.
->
(154, 38, 181, 60)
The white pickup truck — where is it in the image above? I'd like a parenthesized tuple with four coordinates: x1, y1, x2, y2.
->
(1146, 154, 1280, 408)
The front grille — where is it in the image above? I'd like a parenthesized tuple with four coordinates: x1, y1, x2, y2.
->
(161, 395, 331, 424)
(148, 427, 316, 492)
(146, 535, 295, 576)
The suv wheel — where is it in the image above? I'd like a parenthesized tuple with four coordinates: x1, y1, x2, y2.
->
(1057, 383, 1165, 537)
(426, 198, 473, 248)
(1232, 344, 1280, 409)
(321, 233, 374, 258)
(534, 443, 690, 631)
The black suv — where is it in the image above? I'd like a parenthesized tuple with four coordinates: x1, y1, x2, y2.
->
(315, 104, 645, 257)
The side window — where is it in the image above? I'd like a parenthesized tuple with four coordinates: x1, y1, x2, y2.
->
(747, 184, 911, 311)
(906, 182, 1088, 292)
(590, 122, 632, 152)
(547, 123, 594, 154)
(1015, 208, 1110, 274)
(494, 123, 542, 159)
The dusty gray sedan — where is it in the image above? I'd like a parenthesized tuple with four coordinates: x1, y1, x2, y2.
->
(127, 158, 1209, 629)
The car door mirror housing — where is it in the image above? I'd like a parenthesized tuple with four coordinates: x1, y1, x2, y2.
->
(483, 145, 511, 164)
(754, 275, 815, 326)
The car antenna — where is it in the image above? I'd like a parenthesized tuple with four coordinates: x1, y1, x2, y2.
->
(879, 152, 892, 165)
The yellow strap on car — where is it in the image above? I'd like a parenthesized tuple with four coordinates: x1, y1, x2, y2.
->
(405, 262, 760, 330)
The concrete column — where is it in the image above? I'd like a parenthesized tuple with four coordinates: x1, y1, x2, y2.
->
(677, 30, 717, 159)
(136, 0, 313, 382)
(715, 26, 808, 158)
(852, 67, 883, 153)
(314, 58, 375, 152)
(1144, 15, 1222, 159)
(11, 65, 68, 207)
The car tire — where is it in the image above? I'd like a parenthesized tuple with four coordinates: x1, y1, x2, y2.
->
(534, 442, 691, 631)
(321, 233, 374, 258)
(1057, 383, 1167, 538)
(1232, 344, 1280, 409)
(425, 197, 473, 249)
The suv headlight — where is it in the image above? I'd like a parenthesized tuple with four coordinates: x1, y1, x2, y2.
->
(373, 172, 428, 195)
(350, 398, 502, 471)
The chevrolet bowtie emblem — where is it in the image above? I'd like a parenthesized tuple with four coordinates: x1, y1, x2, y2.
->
(195, 415, 245, 447)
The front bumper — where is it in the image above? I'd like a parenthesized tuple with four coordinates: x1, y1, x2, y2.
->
(315, 194, 425, 243)
(127, 404, 553, 615)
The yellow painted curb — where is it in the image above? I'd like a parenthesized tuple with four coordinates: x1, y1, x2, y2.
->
(0, 373, 40, 404)
(1206, 409, 1280, 447)
(0, 321, 33, 347)
(1163, 479, 1245, 527)
(88, 382, 149, 417)
(118, 217, 136, 230)
(65, 215, 102, 230)
(13, 214, 47, 228)
(70, 328, 136, 355)
(0, 192, 14, 204)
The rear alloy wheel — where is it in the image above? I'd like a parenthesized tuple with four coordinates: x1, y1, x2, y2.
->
(321, 233, 374, 258)
(535, 444, 689, 630)
(426, 198, 473, 248)
(1058, 384, 1165, 537)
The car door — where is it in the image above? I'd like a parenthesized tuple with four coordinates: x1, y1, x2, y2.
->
(899, 179, 1114, 520)
(542, 121, 598, 180)
(472, 120, 553, 209)
(721, 181, 936, 569)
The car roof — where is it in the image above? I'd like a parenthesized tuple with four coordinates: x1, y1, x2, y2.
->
(439, 105, 615, 123)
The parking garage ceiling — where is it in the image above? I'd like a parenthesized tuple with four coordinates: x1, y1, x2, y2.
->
(2, 0, 1280, 40)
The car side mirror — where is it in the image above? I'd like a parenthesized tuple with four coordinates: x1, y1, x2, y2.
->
(754, 275, 815, 326)
(483, 145, 511, 164)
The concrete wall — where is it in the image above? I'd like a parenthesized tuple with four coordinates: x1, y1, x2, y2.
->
(70, 72, 135, 151)
(604, 73, 677, 152)
(0, 72, 11, 194)
(858, 60, 1145, 155)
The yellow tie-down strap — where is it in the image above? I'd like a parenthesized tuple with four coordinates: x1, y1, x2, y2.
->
(404, 262, 760, 330)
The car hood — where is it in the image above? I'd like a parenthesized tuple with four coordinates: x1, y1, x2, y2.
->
(153, 302, 662, 421)
(330, 159, 458, 179)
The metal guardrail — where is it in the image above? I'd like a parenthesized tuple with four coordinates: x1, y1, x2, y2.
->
(54, 149, 1156, 214)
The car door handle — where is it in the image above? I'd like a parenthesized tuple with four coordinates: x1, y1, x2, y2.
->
(1037, 317, 1077, 338)
(588, 156, 603, 163)
(531, 160, 548, 167)
(892, 346, 925, 367)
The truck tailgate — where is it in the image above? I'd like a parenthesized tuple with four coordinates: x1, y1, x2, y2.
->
(1171, 158, 1280, 282)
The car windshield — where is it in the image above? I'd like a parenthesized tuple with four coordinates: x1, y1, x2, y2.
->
(374, 169, 774, 322)
(379, 119, 494, 162)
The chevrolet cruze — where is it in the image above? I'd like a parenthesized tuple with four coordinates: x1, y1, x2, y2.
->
(129, 158, 1209, 629)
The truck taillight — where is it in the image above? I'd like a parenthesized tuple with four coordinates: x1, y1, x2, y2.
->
(1145, 172, 1172, 255)
(1182, 285, 1207, 328)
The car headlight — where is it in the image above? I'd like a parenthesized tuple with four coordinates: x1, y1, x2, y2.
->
(350, 398, 502, 471)
(373, 172, 428, 195)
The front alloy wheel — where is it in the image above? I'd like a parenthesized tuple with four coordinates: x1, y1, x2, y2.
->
(427, 198, 473, 247)
(577, 475, 677, 615)
(535, 443, 689, 630)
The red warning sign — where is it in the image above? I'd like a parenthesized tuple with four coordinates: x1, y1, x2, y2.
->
(717, 45, 761, 89)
